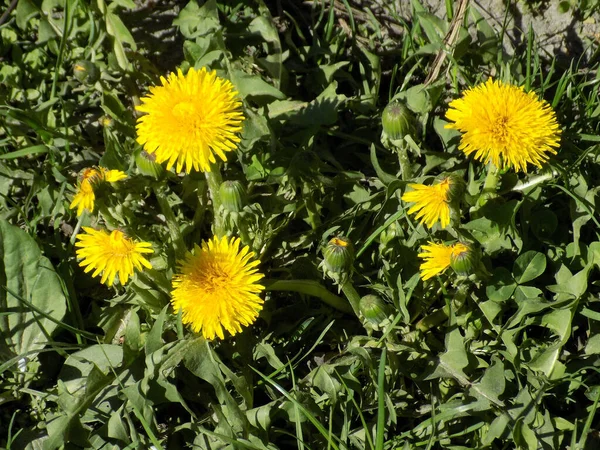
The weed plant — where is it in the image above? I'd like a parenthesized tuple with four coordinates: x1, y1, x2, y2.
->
(2, 0, 600, 449)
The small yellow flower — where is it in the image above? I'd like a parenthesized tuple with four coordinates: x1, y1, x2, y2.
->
(446, 79, 561, 172)
(402, 178, 452, 229)
(69, 167, 127, 216)
(136, 67, 244, 174)
(75, 227, 153, 285)
(171, 236, 264, 340)
(418, 242, 469, 280)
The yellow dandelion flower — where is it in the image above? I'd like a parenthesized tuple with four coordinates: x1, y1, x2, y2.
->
(75, 227, 153, 285)
(69, 167, 127, 216)
(402, 178, 452, 229)
(171, 235, 265, 340)
(135, 67, 244, 174)
(446, 79, 561, 172)
(419, 241, 469, 281)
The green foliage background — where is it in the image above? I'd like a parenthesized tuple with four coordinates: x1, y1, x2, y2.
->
(2, 0, 600, 449)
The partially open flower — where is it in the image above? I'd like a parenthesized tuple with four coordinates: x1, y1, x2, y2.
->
(402, 176, 464, 229)
(69, 167, 127, 216)
(419, 241, 471, 281)
(450, 242, 480, 276)
(323, 237, 355, 274)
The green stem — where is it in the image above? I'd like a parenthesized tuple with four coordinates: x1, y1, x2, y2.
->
(70, 212, 86, 245)
(154, 187, 186, 259)
(476, 163, 501, 209)
(415, 284, 469, 332)
(265, 280, 354, 315)
(340, 280, 361, 318)
(397, 143, 412, 180)
(205, 165, 225, 238)
(416, 307, 448, 332)
(483, 163, 500, 193)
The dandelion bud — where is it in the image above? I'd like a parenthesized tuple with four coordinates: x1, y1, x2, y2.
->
(359, 295, 390, 325)
(323, 237, 354, 274)
(445, 174, 466, 204)
(73, 60, 99, 84)
(219, 180, 247, 213)
(449, 242, 480, 276)
(382, 101, 415, 140)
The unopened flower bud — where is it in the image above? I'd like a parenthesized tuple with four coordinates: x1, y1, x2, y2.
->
(450, 242, 480, 276)
(323, 237, 354, 274)
(73, 60, 99, 84)
(382, 101, 415, 140)
(219, 180, 247, 213)
(445, 174, 466, 204)
(359, 295, 390, 325)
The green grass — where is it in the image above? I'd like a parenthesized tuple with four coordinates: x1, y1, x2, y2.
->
(2, 0, 600, 449)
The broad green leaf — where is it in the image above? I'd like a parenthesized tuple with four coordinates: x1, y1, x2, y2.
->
(584, 334, 600, 355)
(47, 345, 124, 450)
(145, 305, 168, 355)
(469, 357, 505, 407)
(310, 364, 342, 403)
(547, 266, 590, 300)
(15, 0, 38, 29)
(482, 413, 510, 445)
(0, 220, 67, 358)
(514, 285, 543, 301)
(426, 324, 469, 382)
(528, 343, 565, 379)
(230, 70, 286, 101)
(173, 0, 219, 39)
(184, 337, 249, 435)
(513, 251, 546, 284)
(486, 267, 516, 302)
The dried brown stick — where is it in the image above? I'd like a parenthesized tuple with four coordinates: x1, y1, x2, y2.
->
(424, 0, 470, 86)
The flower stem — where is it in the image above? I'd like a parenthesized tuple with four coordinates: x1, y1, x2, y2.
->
(483, 163, 500, 194)
(397, 143, 412, 180)
(340, 280, 362, 318)
(205, 165, 225, 238)
(265, 279, 354, 314)
(477, 163, 500, 208)
(154, 187, 186, 259)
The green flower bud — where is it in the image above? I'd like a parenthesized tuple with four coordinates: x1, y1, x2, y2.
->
(219, 180, 247, 213)
(135, 150, 164, 178)
(323, 237, 354, 274)
(382, 101, 415, 140)
(449, 242, 480, 276)
(73, 60, 99, 84)
(445, 174, 466, 205)
(359, 294, 390, 325)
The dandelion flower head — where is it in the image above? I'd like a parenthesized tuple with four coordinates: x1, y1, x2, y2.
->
(171, 236, 265, 340)
(445, 79, 560, 172)
(419, 241, 469, 281)
(69, 167, 127, 216)
(136, 67, 244, 174)
(402, 178, 453, 229)
(75, 227, 153, 285)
